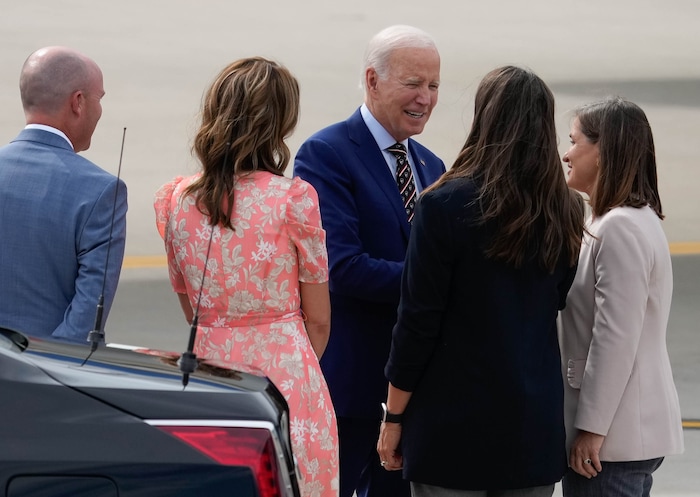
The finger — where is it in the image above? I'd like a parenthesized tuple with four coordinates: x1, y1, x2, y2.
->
(376, 445, 393, 465)
(572, 464, 594, 478)
(569, 455, 587, 478)
(570, 458, 597, 480)
(582, 458, 599, 478)
(384, 458, 403, 471)
(571, 461, 588, 478)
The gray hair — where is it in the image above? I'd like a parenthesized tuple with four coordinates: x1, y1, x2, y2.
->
(361, 25, 437, 89)
(20, 48, 91, 114)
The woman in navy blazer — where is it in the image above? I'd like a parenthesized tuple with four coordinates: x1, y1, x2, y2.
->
(377, 66, 585, 496)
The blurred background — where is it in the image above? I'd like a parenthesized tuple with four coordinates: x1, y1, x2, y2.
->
(1, 2, 698, 494)
(1, 0, 699, 254)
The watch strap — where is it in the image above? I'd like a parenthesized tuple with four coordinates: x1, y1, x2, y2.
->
(381, 402, 403, 423)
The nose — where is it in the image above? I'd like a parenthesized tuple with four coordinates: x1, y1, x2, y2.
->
(562, 151, 570, 163)
(415, 86, 431, 105)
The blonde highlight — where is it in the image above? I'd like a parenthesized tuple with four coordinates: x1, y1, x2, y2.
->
(184, 57, 300, 228)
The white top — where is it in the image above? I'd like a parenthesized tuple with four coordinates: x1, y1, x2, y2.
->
(559, 205, 684, 461)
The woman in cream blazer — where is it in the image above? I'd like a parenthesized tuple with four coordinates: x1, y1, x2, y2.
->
(559, 96, 684, 497)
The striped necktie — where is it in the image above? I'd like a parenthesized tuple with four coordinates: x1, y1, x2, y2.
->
(387, 142, 417, 222)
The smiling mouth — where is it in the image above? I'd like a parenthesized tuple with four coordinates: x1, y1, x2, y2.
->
(405, 111, 425, 119)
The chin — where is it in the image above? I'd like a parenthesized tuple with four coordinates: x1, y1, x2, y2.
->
(405, 125, 426, 138)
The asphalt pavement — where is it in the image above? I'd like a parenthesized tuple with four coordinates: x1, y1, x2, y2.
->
(107, 255, 700, 496)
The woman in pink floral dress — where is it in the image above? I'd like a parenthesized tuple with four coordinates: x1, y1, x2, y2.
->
(154, 57, 338, 497)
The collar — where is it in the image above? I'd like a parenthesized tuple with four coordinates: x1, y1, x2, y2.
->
(360, 104, 409, 152)
(24, 124, 74, 150)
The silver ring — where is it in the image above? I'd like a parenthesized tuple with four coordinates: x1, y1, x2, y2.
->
(584, 458, 592, 465)
(380, 460, 387, 466)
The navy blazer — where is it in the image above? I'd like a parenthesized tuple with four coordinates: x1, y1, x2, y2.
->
(386, 178, 574, 489)
(294, 109, 445, 418)
(0, 128, 127, 342)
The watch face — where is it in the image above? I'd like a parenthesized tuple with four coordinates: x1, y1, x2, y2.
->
(381, 403, 402, 423)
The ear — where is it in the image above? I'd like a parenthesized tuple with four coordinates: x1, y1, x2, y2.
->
(69, 90, 84, 117)
(366, 68, 379, 92)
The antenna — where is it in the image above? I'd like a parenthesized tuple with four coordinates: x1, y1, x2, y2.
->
(179, 227, 215, 388)
(179, 140, 231, 388)
(81, 127, 126, 366)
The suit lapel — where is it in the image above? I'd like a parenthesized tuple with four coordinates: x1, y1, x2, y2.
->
(408, 139, 441, 188)
(346, 110, 412, 239)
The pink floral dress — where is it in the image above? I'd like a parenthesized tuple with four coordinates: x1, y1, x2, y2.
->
(154, 171, 339, 497)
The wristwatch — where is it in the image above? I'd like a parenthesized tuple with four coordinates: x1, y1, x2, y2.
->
(381, 402, 403, 424)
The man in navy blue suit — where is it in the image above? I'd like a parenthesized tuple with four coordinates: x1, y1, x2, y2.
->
(294, 25, 445, 497)
(0, 46, 127, 343)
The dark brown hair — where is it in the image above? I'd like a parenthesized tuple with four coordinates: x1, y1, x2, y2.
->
(574, 96, 663, 219)
(431, 65, 583, 271)
(184, 57, 300, 227)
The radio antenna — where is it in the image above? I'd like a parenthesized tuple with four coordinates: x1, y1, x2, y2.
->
(179, 227, 214, 388)
(82, 127, 126, 366)
(180, 140, 231, 388)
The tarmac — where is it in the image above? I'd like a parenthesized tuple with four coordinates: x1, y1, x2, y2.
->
(1, 1, 698, 494)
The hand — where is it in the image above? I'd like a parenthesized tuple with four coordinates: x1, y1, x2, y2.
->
(377, 422, 403, 471)
(569, 430, 604, 478)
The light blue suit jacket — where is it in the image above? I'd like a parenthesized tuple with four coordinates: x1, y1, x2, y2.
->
(294, 109, 445, 418)
(0, 128, 127, 343)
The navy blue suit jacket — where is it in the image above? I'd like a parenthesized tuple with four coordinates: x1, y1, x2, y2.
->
(294, 109, 445, 418)
(0, 128, 127, 342)
(386, 178, 573, 488)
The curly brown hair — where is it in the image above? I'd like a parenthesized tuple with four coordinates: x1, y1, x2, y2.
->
(184, 57, 300, 228)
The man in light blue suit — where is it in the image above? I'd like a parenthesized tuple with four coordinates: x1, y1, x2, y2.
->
(294, 25, 445, 497)
(0, 46, 127, 343)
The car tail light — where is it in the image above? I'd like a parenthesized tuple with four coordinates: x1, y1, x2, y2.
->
(158, 426, 282, 497)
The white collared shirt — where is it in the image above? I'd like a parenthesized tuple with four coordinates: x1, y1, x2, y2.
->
(360, 104, 424, 193)
(25, 124, 74, 150)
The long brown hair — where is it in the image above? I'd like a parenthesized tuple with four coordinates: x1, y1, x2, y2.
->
(184, 57, 300, 228)
(575, 96, 663, 219)
(431, 65, 583, 271)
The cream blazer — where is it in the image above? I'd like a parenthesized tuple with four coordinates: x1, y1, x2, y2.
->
(559, 205, 684, 461)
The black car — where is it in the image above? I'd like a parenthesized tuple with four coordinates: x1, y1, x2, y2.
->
(0, 327, 300, 497)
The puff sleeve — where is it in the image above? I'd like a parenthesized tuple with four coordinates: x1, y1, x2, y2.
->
(285, 176, 328, 284)
(153, 176, 188, 292)
(153, 176, 185, 240)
